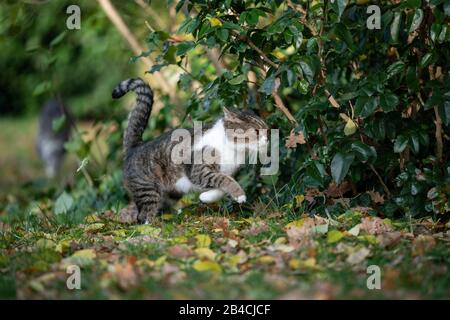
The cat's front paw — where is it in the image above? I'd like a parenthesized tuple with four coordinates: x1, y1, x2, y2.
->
(235, 194, 247, 204)
(200, 189, 225, 203)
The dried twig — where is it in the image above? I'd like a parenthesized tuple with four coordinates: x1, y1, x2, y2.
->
(228, 29, 298, 124)
(235, 33, 279, 69)
(134, 0, 165, 30)
(205, 48, 227, 75)
(97, 0, 173, 95)
(272, 78, 298, 125)
(433, 105, 444, 164)
(429, 65, 444, 164)
(369, 164, 391, 198)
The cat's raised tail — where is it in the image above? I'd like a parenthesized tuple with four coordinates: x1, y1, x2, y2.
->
(112, 78, 154, 153)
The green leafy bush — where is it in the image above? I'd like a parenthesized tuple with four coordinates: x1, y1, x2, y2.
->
(143, 0, 449, 217)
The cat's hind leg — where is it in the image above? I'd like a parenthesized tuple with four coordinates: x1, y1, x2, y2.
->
(135, 193, 162, 224)
(199, 189, 225, 203)
(129, 180, 163, 224)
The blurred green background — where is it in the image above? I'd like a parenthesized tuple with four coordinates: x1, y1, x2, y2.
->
(0, 0, 178, 191)
(0, 0, 170, 117)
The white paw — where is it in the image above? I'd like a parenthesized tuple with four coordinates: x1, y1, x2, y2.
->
(236, 195, 247, 204)
(144, 220, 149, 225)
(200, 189, 225, 203)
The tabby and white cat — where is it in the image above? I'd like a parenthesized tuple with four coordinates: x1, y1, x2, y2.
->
(112, 78, 269, 224)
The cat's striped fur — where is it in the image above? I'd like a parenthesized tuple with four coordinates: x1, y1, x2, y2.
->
(112, 78, 269, 224)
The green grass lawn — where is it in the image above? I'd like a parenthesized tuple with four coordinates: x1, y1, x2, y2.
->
(1, 198, 449, 299)
(0, 118, 449, 299)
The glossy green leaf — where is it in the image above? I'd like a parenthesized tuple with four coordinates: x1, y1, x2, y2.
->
(54, 192, 74, 215)
(394, 135, 408, 153)
(386, 61, 405, 79)
(390, 12, 402, 43)
(351, 141, 376, 163)
(228, 74, 246, 85)
(355, 96, 379, 118)
(380, 92, 399, 112)
(409, 9, 423, 32)
(331, 152, 355, 184)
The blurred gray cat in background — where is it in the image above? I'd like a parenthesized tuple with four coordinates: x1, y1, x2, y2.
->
(36, 99, 72, 178)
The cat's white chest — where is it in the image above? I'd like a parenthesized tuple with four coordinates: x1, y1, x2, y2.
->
(219, 148, 240, 175)
(194, 119, 241, 175)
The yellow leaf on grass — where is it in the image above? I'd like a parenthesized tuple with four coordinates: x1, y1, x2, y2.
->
(84, 214, 100, 223)
(195, 234, 211, 248)
(294, 195, 305, 207)
(289, 257, 316, 269)
(288, 259, 301, 269)
(230, 229, 239, 236)
(155, 256, 166, 267)
(192, 260, 222, 273)
(274, 244, 295, 253)
(303, 257, 316, 268)
(55, 239, 71, 253)
(29, 280, 45, 292)
(73, 249, 96, 259)
(111, 229, 127, 238)
(35, 238, 55, 250)
(137, 259, 155, 269)
(357, 234, 378, 244)
(195, 248, 216, 260)
(208, 17, 222, 27)
(162, 214, 173, 221)
(60, 248, 96, 269)
(285, 219, 305, 229)
(155, 256, 167, 267)
(274, 237, 287, 245)
(171, 236, 188, 244)
(226, 254, 242, 267)
(136, 225, 161, 237)
(327, 230, 344, 243)
(85, 223, 105, 232)
(348, 225, 360, 236)
(258, 255, 275, 264)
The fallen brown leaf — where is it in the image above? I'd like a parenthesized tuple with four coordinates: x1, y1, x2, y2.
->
(168, 245, 193, 258)
(114, 262, 138, 290)
(285, 130, 306, 148)
(367, 191, 385, 204)
(325, 181, 352, 198)
(377, 231, 402, 247)
(359, 217, 393, 235)
(346, 247, 370, 265)
(412, 235, 436, 256)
